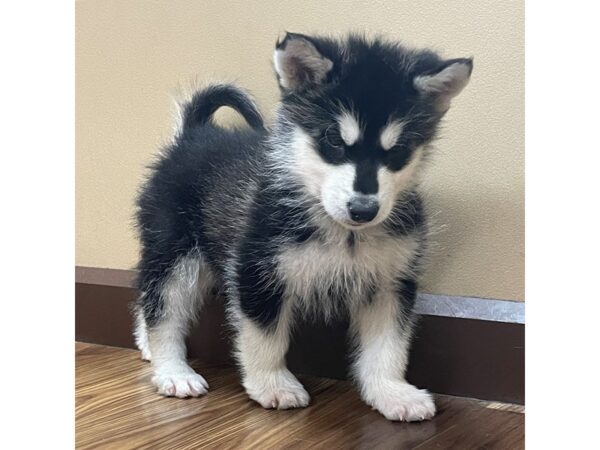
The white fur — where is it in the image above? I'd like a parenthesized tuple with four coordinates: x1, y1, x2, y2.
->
(321, 163, 357, 225)
(236, 306, 310, 409)
(351, 289, 436, 421)
(272, 50, 289, 88)
(277, 227, 420, 321)
(134, 308, 152, 361)
(375, 146, 425, 222)
(287, 126, 334, 199)
(285, 127, 356, 227)
(146, 254, 214, 398)
(379, 120, 405, 150)
(337, 110, 361, 146)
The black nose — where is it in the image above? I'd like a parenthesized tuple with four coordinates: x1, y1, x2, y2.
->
(347, 197, 379, 223)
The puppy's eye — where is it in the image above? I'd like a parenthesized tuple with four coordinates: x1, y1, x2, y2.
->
(328, 145, 345, 161)
(386, 144, 414, 171)
(323, 127, 346, 161)
(324, 127, 345, 148)
(389, 140, 413, 153)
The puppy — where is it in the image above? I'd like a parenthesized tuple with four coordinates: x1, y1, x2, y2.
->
(134, 32, 472, 421)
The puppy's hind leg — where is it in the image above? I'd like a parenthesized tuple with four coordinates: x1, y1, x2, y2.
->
(134, 307, 152, 361)
(138, 252, 212, 398)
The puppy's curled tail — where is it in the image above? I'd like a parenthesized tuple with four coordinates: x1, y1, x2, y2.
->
(180, 84, 265, 132)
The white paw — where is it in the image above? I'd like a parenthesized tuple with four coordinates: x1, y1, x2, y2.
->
(366, 382, 436, 422)
(152, 363, 209, 398)
(244, 369, 310, 410)
(139, 348, 152, 362)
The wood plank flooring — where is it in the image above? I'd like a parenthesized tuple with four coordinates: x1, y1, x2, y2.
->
(76, 343, 524, 449)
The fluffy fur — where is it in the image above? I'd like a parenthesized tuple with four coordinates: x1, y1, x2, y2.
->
(134, 33, 472, 421)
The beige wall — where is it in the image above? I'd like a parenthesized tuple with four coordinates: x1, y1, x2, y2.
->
(76, 0, 524, 301)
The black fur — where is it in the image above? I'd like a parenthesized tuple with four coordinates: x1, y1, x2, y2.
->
(396, 278, 418, 312)
(182, 84, 265, 132)
(135, 85, 268, 325)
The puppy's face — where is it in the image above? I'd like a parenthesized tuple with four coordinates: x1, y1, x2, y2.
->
(274, 33, 472, 229)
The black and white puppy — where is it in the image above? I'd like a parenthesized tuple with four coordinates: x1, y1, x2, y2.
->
(134, 33, 472, 422)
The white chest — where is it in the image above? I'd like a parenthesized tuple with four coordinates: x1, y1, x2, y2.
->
(276, 231, 420, 316)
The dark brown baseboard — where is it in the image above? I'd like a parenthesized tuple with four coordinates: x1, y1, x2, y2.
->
(75, 267, 524, 404)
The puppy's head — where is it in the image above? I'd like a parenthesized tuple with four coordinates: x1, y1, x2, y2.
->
(273, 33, 472, 229)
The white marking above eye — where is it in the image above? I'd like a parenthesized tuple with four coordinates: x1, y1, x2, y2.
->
(379, 120, 405, 150)
(337, 111, 361, 146)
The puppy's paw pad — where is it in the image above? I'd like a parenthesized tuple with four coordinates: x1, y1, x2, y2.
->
(152, 367, 209, 398)
(370, 383, 436, 422)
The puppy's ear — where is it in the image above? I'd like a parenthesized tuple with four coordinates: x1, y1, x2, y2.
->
(414, 58, 473, 111)
(273, 32, 333, 91)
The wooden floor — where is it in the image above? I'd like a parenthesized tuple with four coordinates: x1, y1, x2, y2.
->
(76, 343, 524, 449)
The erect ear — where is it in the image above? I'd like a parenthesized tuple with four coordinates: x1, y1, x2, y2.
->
(273, 32, 334, 91)
(414, 58, 473, 111)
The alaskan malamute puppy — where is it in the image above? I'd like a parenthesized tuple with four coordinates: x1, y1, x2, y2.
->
(134, 32, 472, 421)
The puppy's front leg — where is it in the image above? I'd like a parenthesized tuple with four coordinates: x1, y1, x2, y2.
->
(236, 306, 310, 410)
(351, 283, 435, 421)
